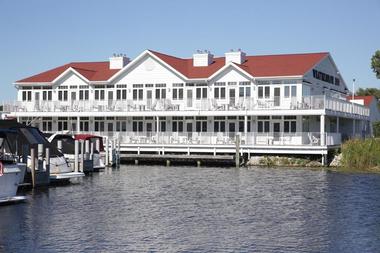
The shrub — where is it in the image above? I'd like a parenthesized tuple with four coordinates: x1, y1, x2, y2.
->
(341, 138, 380, 170)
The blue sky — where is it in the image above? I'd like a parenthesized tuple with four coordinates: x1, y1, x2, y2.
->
(0, 0, 379, 102)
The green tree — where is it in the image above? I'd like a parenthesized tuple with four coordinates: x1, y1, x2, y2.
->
(371, 50, 380, 79)
(356, 88, 380, 99)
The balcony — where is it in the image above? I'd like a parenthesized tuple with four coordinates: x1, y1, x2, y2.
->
(2, 95, 370, 117)
(88, 131, 342, 147)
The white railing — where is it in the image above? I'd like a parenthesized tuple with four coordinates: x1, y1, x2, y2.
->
(82, 131, 340, 146)
(2, 95, 370, 117)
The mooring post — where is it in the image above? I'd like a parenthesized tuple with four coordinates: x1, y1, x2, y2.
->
(80, 140, 84, 172)
(90, 141, 94, 160)
(105, 137, 109, 166)
(45, 147, 50, 184)
(74, 140, 79, 173)
(118, 139, 121, 167)
(166, 160, 170, 167)
(110, 140, 114, 166)
(30, 148, 36, 188)
(197, 160, 201, 167)
(235, 135, 240, 169)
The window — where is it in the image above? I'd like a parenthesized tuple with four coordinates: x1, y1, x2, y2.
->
(42, 91, 52, 101)
(172, 117, 184, 132)
(95, 121, 105, 132)
(58, 90, 68, 101)
(214, 87, 226, 99)
(258, 86, 269, 98)
(79, 90, 89, 100)
(285, 86, 290, 98)
(214, 121, 226, 132)
(257, 116, 270, 133)
(172, 88, 183, 100)
(196, 87, 207, 99)
(284, 116, 297, 133)
(239, 87, 251, 98)
(22, 91, 32, 101)
(291, 86, 297, 97)
(195, 117, 207, 132)
(132, 121, 143, 132)
(116, 121, 127, 132)
(95, 90, 105, 100)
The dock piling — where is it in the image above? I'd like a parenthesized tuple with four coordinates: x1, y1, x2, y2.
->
(30, 148, 36, 188)
(80, 140, 84, 172)
(105, 137, 109, 166)
(45, 147, 50, 184)
(74, 140, 79, 172)
(235, 135, 240, 169)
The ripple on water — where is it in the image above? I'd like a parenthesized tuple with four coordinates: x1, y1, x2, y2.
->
(1, 165, 380, 252)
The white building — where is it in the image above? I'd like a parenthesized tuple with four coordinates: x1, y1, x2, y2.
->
(3, 49, 371, 162)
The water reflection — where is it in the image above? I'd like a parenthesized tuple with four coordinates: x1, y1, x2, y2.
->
(1, 166, 380, 252)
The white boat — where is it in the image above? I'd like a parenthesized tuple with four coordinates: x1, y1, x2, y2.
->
(0, 129, 26, 204)
(0, 120, 84, 184)
(47, 133, 106, 172)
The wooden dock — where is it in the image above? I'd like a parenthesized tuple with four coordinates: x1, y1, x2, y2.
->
(120, 153, 236, 166)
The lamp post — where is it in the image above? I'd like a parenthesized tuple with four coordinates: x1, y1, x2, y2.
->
(352, 78, 356, 100)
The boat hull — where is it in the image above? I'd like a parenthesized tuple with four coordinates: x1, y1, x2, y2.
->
(0, 164, 22, 199)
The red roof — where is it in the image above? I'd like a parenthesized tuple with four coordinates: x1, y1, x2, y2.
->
(17, 62, 119, 83)
(347, 95, 375, 106)
(16, 50, 329, 83)
(150, 50, 328, 78)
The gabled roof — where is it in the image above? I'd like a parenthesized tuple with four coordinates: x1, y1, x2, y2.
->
(15, 50, 329, 84)
(16, 62, 119, 83)
(347, 95, 376, 107)
(150, 50, 328, 78)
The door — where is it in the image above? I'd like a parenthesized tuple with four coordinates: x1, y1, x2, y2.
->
(229, 88, 235, 107)
(71, 92, 76, 101)
(186, 122, 193, 138)
(274, 87, 280, 107)
(273, 122, 281, 142)
(187, 90, 193, 107)
(229, 122, 235, 138)
(147, 90, 153, 109)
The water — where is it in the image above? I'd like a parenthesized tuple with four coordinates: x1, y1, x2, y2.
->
(1, 166, 380, 253)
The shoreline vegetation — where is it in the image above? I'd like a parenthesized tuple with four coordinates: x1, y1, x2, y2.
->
(338, 138, 380, 173)
(247, 138, 380, 173)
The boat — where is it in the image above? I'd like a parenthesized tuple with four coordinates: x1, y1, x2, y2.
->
(47, 133, 106, 172)
(75, 134, 106, 171)
(0, 129, 26, 204)
(0, 120, 84, 184)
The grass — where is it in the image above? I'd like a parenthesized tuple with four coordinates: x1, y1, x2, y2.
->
(340, 138, 380, 171)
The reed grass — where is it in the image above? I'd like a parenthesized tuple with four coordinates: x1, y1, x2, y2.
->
(341, 138, 380, 171)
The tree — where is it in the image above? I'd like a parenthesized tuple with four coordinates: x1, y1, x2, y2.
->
(356, 88, 380, 99)
(371, 50, 380, 79)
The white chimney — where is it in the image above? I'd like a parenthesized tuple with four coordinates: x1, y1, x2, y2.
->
(109, 54, 130, 69)
(225, 49, 246, 64)
(193, 50, 213, 67)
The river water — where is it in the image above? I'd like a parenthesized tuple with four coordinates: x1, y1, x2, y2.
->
(1, 165, 380, 252)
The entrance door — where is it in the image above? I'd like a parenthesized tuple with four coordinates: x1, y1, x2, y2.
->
(71, 92, 76, 101)
(186, 122, 193, 138)
(187, 90, 193, 108)
(229, 122, 235, 138)
(273, 122, 281, 142)
(229, 88, 235, 107)
(147, 90, 153, 109)
(274, 87, 280, 107)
